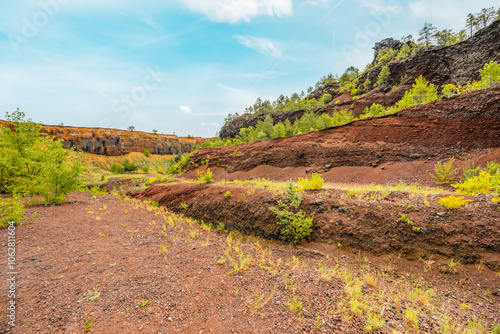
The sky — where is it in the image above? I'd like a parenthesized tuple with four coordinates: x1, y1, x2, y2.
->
(0, 0, 498, 137)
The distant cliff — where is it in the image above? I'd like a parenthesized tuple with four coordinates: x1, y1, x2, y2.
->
(0, 121, 206, 156)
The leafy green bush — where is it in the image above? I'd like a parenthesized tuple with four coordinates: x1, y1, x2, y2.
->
(452, 160, 500, 195)
(122, 159, 138, 172)
(479, 60, 500, 89)
(142, 165, 150, 173)
(269, 180, 314, 244)
(1, 197, 24, 227)
(438, 196, 471, 209)
(442, 84, 459, 98)
(144, 149, 151, 157)
(321, 94, 333, 104)
(197, 168, 213, 183)
(157, 167, 164, 174)
(360, 104, 390, 119)
(429, 157, 458, 185)
(394, 75, 438, 110)
(453, 170, 500, 195)
(297, 173, 324, 191)
(166, 153, 192, 175)
(0, 109, 84, 205)
(110, 163, 125, 174)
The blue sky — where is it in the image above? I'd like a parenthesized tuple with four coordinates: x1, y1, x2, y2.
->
(0, 0, 498, 137)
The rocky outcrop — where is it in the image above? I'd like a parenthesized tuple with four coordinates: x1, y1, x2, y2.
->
(220, 20, 500, 139)
(372, 37, 404, 60)
(0, 121, 206, 156)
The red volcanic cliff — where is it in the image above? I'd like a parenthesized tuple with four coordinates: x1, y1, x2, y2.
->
(0, 121, 206, 156)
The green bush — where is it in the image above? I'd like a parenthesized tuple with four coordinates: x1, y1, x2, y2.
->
(429, 157, 457, 185)
(142, 165, 151, 173)
(1, 197, 24, 227)
(438, 195, 471, 209)
(157, 167, 164, 174)
(197, 168, 213, 183)
(122, 159, 138, 172)
(453, 170, 500, 195)
(321, 94, 333, 104)
(111, 163, 125, 174)
(144, 149, 151, 157)
(297, 173, 324, 191)
(269, 180, 314, 244)
(480, 60, 500, 89)
(0, 109, 84, 205)
(360, 103, 389, 119)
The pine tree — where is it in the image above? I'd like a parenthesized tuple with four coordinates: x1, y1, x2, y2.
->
(262, 114, 274, 138)
(477, 7, 496, 28)
(465, 13, 477, 37)
(418, 22, 437, 48)
(376, 65, 391, 86)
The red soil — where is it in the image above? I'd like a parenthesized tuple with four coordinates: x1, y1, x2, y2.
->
(1, 192, 498, 333)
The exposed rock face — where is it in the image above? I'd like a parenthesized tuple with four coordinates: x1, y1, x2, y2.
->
(0, 121, 205, 156)
(192, 88, 500, 173)
(372, 37, 403, 59)
(220, 20, 500, 139)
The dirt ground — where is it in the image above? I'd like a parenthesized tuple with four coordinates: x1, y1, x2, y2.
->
(1, 191, 498, 333)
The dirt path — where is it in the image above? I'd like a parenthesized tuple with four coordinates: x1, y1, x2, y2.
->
(1, 192, 499, 333)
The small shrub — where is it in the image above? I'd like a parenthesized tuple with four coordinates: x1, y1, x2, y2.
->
(197, 168, 213, 183)
(142, 165, 151, 173)
(100, 175, 105, 182)
(122, 159, 138, 172)
(1, 197, 24, 227)
(269, 180, 314, 244)
(322, 93, 333, 104)
(438, 195, 471, 209)
(224, 191, 231, 198)
(297, 173, 324, 191)
(365, 312, 385, 332)
(453, 170, 499, 195)
(157, 167, 164, 174)
(284, 296, 303, 314)
(461, 159, 480, 180)
(110, 163, 124, 174)
(216, 221, 226, 231)
(429, 157, 457, 184)
(144, 149, 151, 157)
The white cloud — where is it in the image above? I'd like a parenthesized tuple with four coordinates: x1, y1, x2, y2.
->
(179, 105, 192, 114)
(180, 0, 293, 23)
(359, 0, 402, 14)
(408, 0, 497, 30)
(234, 35, 283, 58)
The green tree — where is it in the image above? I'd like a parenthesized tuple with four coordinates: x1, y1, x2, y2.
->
(127, 126, 135, 131)
(376, 65, 391, 86)
(477, 7, 496, 28)
(363, 78, 372, 92)
(479, 61, 500, 88)
(434, 29, 454, 46)
(274, 122, 286, 138)
(395, 75, 437, 110)
(397, 43, 412, 59)
(284, 119, 294, 137)
(262, 114, 275, 138)
(0, 109, 84, 204)
(418, 22, 437, 48)
(465, 13, 478, 37)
